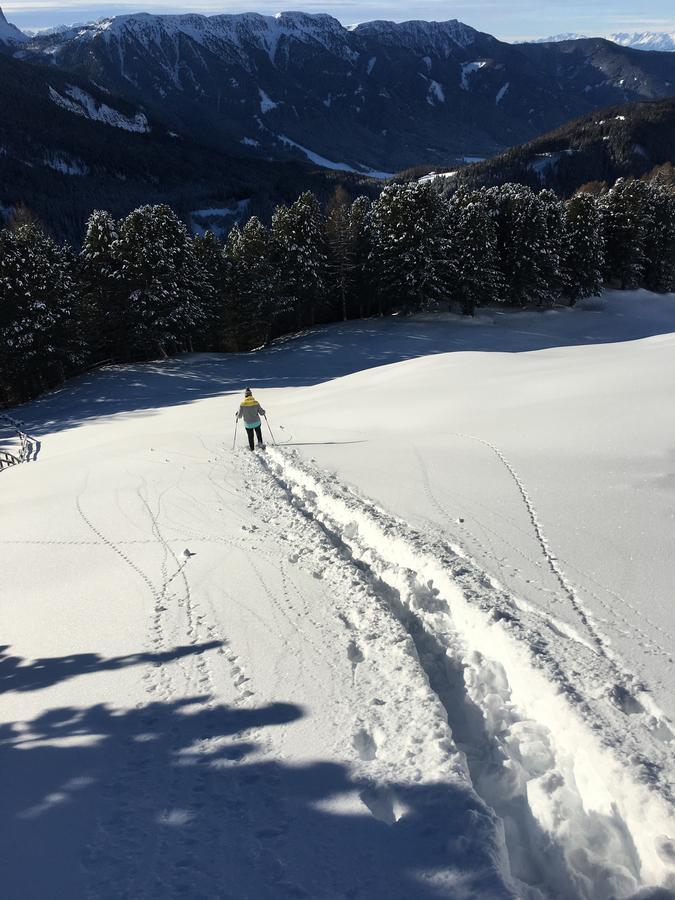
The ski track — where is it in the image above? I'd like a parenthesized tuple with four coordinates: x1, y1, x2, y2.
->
(414, 443, 674, 665)
(450, 432, 610, 654)
(251, 446, 675, 900)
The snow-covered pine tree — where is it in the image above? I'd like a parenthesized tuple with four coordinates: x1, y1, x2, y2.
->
(115, 205, 208, 358)
(193, 230, 233, 350)
(225, 216, 276, 348)
(271, 191, 326, 329)
(325, 187, 357, 322)
(0, 223, 80, 403)
(368, 183, 451, 314)
(599, 178, 651, 289)
(485, 183, 553, 307)
(80, 210, 126, 359)
(641, 182, 675, 293)
(347, 196, 373, 318)
(447, 190, 500, 315)
(563, 192, 605, 304)
(538, 189, 569, 303)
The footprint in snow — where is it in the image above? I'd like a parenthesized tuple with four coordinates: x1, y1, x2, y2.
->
(352, 728, 377, 761)
(359, 785, 397, 825)
(608, 683, 644, 716)
(347, 640, 365, 667)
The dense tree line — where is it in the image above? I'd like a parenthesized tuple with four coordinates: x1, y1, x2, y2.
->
(2, 176, 674, 407)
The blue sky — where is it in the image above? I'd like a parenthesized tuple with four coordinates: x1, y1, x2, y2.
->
(4, 0, 675, 41)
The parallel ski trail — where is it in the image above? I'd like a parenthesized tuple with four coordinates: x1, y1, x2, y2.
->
(257, 447, 675, 900)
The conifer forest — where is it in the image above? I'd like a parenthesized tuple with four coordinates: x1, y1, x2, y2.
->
(2, 176, 674, 407)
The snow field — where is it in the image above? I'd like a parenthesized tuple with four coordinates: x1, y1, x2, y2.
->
(3, 291, 675, 898)
(260, 446, 675, 898)
(0, 426, 514, 898)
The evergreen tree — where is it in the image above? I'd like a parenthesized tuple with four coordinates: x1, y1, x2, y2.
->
(642, 182, 675, 293)
(80, 210, 126, 359)
(114, 205, 208, 358)
(347, 196, 373, 318)
(0, 224, 80, 402)
(447, 190, 500, 315)
(226, 217, 277, 348)
(325, 187, 358, 321)
(368, 183, 451, 314)
(193, 230, 233, 350)
(485, 184, 553, 306)
(539, 189, 569, 302)
(599, 178, 651, 289)
(271, 191, 326, 329)
(563, 193, 605, 304)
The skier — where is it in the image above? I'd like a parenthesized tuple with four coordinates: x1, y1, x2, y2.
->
(236, 387, 266, 451)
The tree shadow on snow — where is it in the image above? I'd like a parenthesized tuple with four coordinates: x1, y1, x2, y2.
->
(0, 643, 223, 695)
(0, 660, 511, 899)
(8, 296, 675, 441)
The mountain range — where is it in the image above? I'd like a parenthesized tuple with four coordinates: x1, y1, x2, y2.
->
(0, 47, 371, 243)
(1, 7, 675, 239)
(3, 10, 675, 174)
(534, 32, 675, 52)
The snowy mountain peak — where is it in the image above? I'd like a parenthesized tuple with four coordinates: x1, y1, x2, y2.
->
(354, 18, 479, 51)
(530, 32, 588, 43)
(530, 30, 675, 51)
(41, 11, 479, 59)
(0, 6, 27, 44)
(62, 10, 351, 60)
(608, 31, 675, 52)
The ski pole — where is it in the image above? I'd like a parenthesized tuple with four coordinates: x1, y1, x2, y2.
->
(231, 416, 239, 451)
(264, 416, 277, 446)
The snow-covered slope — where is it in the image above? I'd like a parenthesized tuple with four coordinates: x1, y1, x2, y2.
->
(2, 290, 675, 898)
(533, 30, 675, 51)
(609, 31, 675, 52)
(40, 11, 357, 65)
(48, 84, 150, 133)
(530, 32, 589, 43)
(0, 6, 26, 44)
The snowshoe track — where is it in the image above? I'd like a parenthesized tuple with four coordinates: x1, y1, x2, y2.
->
(252, 447, 675, 900)
(75, 467, 281, 898)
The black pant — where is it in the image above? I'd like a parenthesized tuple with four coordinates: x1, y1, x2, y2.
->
(246, 426, 263, 450)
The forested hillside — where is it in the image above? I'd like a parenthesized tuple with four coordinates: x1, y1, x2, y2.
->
(405, 98, 675, 196)
(2, 177, 674, 408)
(0, 53, 372, 243)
